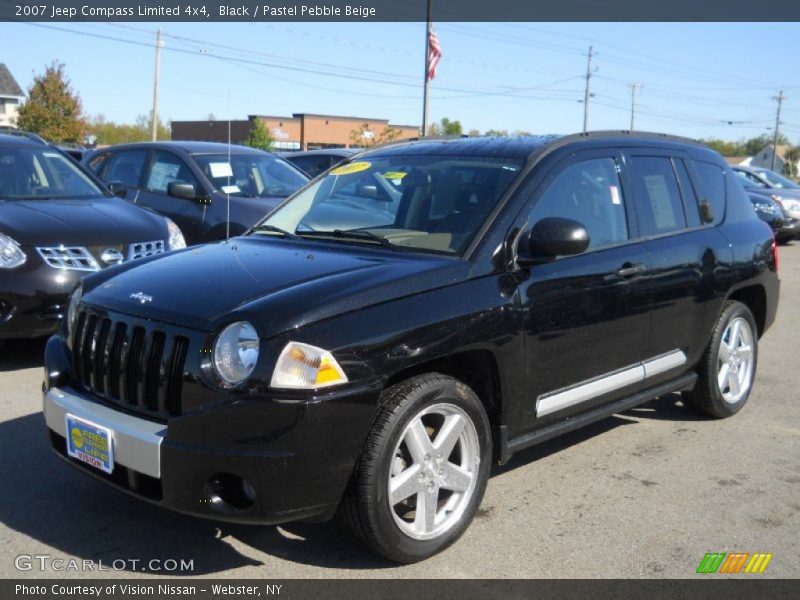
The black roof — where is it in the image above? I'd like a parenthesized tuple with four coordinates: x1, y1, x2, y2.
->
(96, 141, 269, 155)
(364, 131, 709, 162)
(0, 131, 47, 146)
(279, 148, 357, 158)
(0, 64, 24, 98)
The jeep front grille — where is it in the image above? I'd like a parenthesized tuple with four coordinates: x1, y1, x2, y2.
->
(71, 309, 189, 419)
(37, 246, 100, 271)
(129, 240, 165, 260)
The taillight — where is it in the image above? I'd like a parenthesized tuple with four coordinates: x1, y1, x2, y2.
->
(772, 237, 779, 271)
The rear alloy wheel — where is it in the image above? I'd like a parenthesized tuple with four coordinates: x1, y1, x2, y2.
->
(683, 301, 758, 418)
(338, 374, 491, 563)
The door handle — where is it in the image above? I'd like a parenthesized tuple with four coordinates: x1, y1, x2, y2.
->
(615, 262, 647, 278)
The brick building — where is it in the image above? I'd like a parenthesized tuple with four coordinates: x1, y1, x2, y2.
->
(171, 113, 419, 150)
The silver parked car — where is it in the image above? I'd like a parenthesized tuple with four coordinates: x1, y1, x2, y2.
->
(733, 165, 800, 221)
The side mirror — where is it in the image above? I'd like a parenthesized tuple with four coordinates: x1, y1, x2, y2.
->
(107, 181, 127, 198)
(356, 184, 380, 199)
(520, 217, 590, 262)
(168, 182, 197, 201)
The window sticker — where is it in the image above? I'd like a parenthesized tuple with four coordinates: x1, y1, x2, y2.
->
(643, 174, 678, 229)
(209, 162, 234, 178)
(149, 162, 180, 191)
(609, 185, 621, 205)
(221, 185, 240, 194)
(330, 161, 372, 176)
(383, 171, 407, 180)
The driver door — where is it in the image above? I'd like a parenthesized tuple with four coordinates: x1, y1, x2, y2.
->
(514, 150, 652, 432)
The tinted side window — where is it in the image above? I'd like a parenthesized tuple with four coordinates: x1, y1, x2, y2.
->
(105, 150, 148, 188)
(146, 151, 199, 194)
(86, 152, 111, 175)
(530, 157, 629, 250)
(673, 159, 702, 228)
(694, 161, 726, 225)
(291, 155, 328, 177)
(629, 156, 687, 236)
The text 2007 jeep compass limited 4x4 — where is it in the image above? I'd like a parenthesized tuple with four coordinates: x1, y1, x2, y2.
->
(42, 133, 779, 563)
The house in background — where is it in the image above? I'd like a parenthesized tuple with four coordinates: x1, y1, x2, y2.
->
(749, 144, 799, 174)
(0, 64, 24, 128)
(724, 156, 752, 167)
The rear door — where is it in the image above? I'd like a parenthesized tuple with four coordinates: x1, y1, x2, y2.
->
(138, 150, 207, 244)
(101, 149, 150, 200)
(515, 149, 652, 431)
(624, 149, 728, 384)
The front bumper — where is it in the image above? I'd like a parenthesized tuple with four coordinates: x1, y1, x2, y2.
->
(0, 262, 82, 339)
(43, 363, 381, 525)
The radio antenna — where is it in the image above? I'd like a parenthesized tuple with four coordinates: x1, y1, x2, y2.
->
(226, 89, 231, 240)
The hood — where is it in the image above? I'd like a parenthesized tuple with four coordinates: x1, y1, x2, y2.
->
(0, 197, 167, 246)
(83, 237, 468, 336)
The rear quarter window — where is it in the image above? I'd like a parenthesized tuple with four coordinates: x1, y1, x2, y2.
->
(693, 161, 726, 225)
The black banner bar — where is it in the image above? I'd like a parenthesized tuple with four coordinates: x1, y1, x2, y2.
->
(3, 580, 800, 600)
(3, 0, 800, 22)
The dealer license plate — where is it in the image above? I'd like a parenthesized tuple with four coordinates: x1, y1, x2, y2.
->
(65, 414, 114, 474)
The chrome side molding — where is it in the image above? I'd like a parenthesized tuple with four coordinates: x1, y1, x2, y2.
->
(536, 350, 687, 418)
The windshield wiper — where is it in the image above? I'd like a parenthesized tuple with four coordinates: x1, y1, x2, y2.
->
(298, 229, 401, 251)
(251, 224, 303, 240)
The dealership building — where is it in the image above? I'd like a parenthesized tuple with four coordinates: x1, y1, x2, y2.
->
(171, 113, 419, 150)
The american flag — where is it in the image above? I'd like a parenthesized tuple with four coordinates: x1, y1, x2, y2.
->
(427, 27, 442, 81)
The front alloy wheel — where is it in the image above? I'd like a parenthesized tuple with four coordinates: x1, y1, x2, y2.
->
(338, 374, 491, 563)
(388, 403, 480, 541)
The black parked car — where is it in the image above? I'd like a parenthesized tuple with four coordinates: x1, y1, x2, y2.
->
(43, 133, 778, 562)
(0, 132, 185, 340)
(738, 177, 798, 243)
(83, 142, 308, 245)
(279, 148, 358, 178)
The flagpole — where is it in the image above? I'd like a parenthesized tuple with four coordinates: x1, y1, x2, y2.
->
(421, 0, 432, 137)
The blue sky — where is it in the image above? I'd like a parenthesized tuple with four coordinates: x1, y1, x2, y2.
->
(2, 21, 800, 142)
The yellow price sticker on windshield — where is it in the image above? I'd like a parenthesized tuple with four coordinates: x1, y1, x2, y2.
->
(330, 161, 372, 175)
(383, 171, 407, 180)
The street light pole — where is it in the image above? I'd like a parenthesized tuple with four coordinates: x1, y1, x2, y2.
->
(151, 28, 163, 142)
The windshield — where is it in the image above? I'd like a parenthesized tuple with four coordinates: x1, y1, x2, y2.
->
(257, 154, 525, 255)
(736, 174, 760, 189)
(193, 153, 308, 198)
(752, 168, 800, 189)
(0, 146, 104, 200)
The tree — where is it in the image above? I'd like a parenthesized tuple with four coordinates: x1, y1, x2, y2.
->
(467, 128, 481, 137)
(782, 146, 800, 179)
(16, 62, 86, 143)
(244, 117, 275, 151)
(484, 129, 509, 137)
(427, 117, 463, 137)
(349, 122, 401, 148)
(86, 112, 169, 145)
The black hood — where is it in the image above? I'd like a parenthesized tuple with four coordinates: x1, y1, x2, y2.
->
(0, 197, 167, 246)
(83, 237, 468, 337)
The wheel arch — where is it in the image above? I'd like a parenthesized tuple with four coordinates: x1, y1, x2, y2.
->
(726, 284, 767, 337)
(384, 349, 504, 459)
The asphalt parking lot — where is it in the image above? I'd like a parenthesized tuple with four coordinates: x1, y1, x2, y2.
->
(0, 243, 798, 579)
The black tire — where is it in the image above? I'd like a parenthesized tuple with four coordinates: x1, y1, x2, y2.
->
(683, 301, 758, 418)
(337, 373, 492, 563)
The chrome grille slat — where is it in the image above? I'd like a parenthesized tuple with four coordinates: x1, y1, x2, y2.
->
(129, 240, 165, 261)
(70, 308, 187, 420)
(37, 246, 100, 272)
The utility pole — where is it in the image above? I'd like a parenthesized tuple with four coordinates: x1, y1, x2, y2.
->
(421, 0, 432, 137)
(629, 83, 642, 131)
(582, 45, 594, 134)
(151, 29, 163, 142)
(771, 90, 786, 171)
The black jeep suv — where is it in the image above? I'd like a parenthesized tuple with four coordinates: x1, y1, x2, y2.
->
(43, 133, 779, 563)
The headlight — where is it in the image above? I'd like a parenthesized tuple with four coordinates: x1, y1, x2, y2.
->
(212, 321, 260, 386)
(66, 286, 82, 335)
(165, 218, 186, 250)
(754, 201, 779, 215)
(0, 233, 26, 269)
(271, 342, 348, 389)
(781, 199, 800, 212)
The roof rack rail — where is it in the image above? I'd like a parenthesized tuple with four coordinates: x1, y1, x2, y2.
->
(0, 129, 49, 145)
